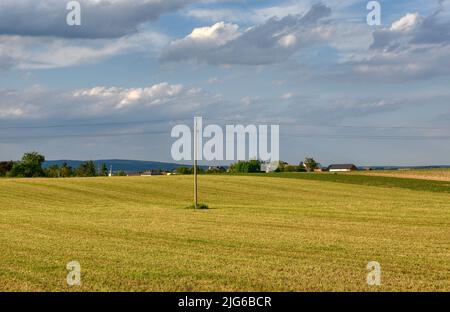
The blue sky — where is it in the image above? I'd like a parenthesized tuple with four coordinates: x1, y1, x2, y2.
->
(0, 0, 449, 166)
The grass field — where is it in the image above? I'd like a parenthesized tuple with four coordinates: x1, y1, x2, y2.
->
(0, 174, 449, 291)
(346, 169, 450, 182)
(260, 172, 450, 193)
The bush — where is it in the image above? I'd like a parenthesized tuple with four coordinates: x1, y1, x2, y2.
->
(176, 167, 193, 174)
(0, 161, 14, 176)
(187, 203, 209, 209)
(176, 167, 204, 175)
(75, 161, 97, 177)
(230, 160, 261, 173)
(283, 165, 299, 172)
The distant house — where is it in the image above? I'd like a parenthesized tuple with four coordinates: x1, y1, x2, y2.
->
(327, 164, 358, 172)
(126, 172, 141, 177)
(141, 169, 162, 176)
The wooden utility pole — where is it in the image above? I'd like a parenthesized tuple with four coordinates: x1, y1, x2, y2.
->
(193, 117, 198, 209)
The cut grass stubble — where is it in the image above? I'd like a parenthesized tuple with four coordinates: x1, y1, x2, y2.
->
(0, 174, 449, 291)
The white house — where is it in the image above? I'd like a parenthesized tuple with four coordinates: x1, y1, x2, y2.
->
(327, 164, 358, 172)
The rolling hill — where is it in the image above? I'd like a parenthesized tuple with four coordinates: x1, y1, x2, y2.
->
(43, 159, 206, 172)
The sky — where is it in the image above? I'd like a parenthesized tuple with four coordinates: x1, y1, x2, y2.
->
(0, 0, 449, 166)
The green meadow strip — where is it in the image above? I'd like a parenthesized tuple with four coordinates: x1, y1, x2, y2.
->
(244, 172, 450, 194)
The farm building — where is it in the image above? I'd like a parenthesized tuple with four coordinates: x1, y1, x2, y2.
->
(327, 164, 358, 172)
(141, 169, 162, 176)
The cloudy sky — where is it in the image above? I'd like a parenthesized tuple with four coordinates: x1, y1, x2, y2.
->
(0, 0, 449, 166)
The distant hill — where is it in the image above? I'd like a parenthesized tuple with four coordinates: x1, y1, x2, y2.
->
(43, 159, 206, 173)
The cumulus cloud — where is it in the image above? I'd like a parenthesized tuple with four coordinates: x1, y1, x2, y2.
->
(0, 31, 169, 70)
(390, 13, 421, 32)
(349, 1, 450, 80)
(370, 1, 450, 50)
(0, 0, 195, 39)
(159, 22, 240, 63)
(72, 83, 185, 110)
(370, 13, 422, 51)
(161, 3, 332, 65)
(0, 0, 186, 70)
(0, 83, 220, 120)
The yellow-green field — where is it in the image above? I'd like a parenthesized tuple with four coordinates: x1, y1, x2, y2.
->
(347, 168, 450, 181)
(0, 175, 449, 291)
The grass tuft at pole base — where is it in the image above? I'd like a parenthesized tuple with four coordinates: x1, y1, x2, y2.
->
(186, 203, 209, 209)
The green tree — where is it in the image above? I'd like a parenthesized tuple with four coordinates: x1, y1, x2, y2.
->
(230, 160, 261, 173)
(22, 152, 45, 177)
(75, 161, 97, 177)
(0, 161, 14, 176)
(60, 162, 73, 177)
(303, 157, 319, 172)
(175, 167, 205, 175)
(283, 165, 299, 172)
(9, 152, 45, 177)
(8, 163, 26, 177)
(45, 165, 61, 178)
(274, 161, 288, 172)
(176, 167, 193, 174)
(101, 163, 108, 176)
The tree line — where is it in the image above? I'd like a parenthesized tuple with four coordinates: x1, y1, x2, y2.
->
(175, 158, 320, 174)
(1, 152, 321, 177)
(0, 152, 116, 178)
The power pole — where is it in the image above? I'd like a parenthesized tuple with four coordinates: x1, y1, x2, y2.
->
(193, 117, 199, 209)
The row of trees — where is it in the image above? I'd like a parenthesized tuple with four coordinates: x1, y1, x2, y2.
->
(276, 157, 319, 172)
(1, 152, 321, 178)
(227, 158, 319, 173)
(227, 158, 320, 173)
(0, 152, 114, 178)
(175, 160, 262, 175)
(229, 160, 261, 173)
(174, 158, 320, 175)
(175, 166, 227, 175)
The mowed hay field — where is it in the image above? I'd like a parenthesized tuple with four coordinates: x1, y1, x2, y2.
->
(0, 175, 449, 291)
(347, 169, 450, 182)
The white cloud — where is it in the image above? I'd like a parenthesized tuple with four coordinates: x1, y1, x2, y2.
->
(73, 83, 185, 110)
(349, 3, 450, 81)
(160, 22, 240, 64)
(0, 31, 169, 70)
(0, 83, 219, 120)
(184, 22, 240, 45)
(161, 3, 332, 65)
(390, 13, 421, 32)
(282, 92, 295, 100)
(278, 34, 297, 48)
